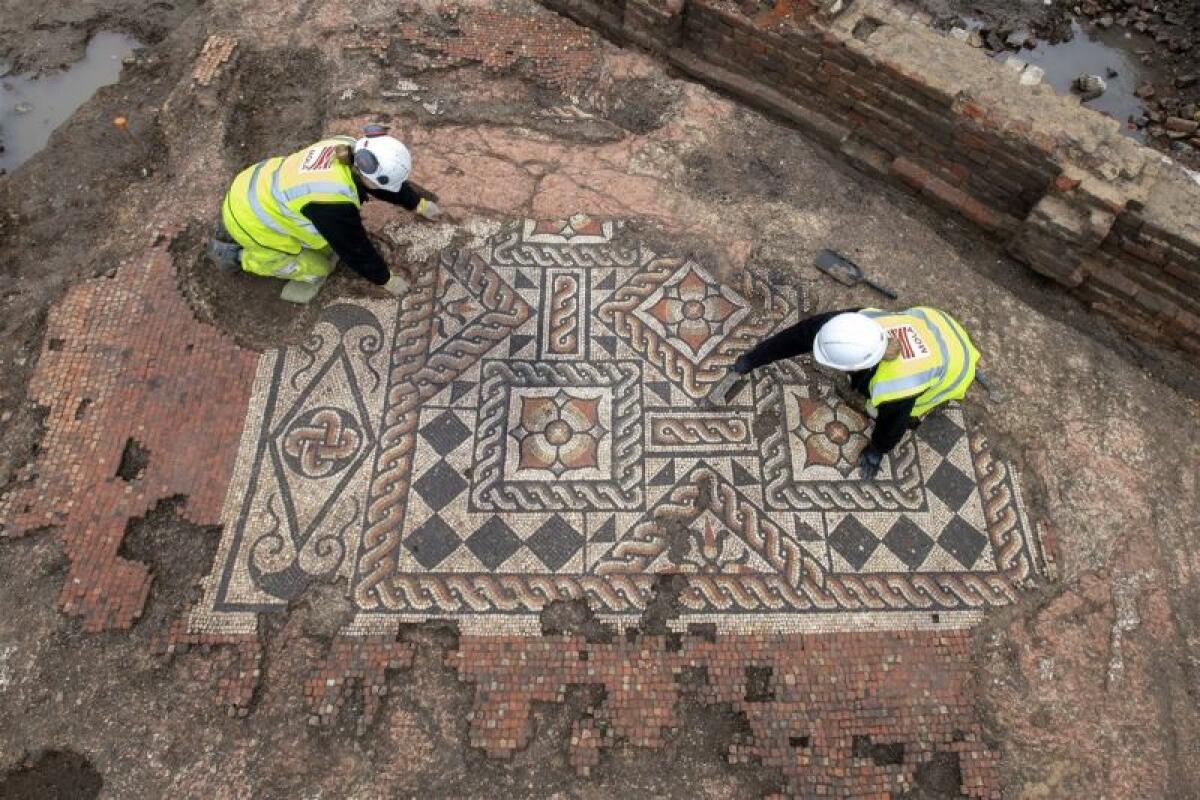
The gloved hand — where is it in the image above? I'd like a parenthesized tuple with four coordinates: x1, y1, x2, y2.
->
(383, 273, 411, 297)
(416, 198, 442, 220)
(857, 446, 883, 481)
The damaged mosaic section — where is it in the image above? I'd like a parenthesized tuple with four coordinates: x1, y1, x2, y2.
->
(193, 218, 1045, 636)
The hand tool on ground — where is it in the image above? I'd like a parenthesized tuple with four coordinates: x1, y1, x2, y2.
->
(814, 249, 898, 300)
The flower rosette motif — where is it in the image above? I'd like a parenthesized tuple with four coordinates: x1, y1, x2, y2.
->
(511, 389, 608, 477)
(643, 267, 740, 358)
(795, 398, 868, 474)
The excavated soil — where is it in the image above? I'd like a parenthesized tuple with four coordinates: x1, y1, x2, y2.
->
(1, 0, 1199, 797)
(0, 0, 198, 74)
(0, 27, 189, 527)
(0, 749, 103, 800)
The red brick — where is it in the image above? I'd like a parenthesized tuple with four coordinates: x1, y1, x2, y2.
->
(396, 8, 599, 92)
(816, 58, 854, 84)
(1133, 289, 1177, 319)
(1174, 308, 1200, 334)
(890, 156, 931, 190)
(449, 630, 1000, 795)
(1119, 235, 1169, 266)
(960, 196, 1017, 234)
(0, 230, 256, 632)
(959, 101, 988, 121)
(947, 161, 971, 185)
(1181, 333, 1200, 355)
(1090, 266, 1141, 300)
(919, 175, 1012, 232)
(1055, 174, 1082, 192)
(1164, 261, 1200, 289)
(953, 130, 991, 151)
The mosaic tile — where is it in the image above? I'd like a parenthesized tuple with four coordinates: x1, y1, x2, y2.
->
(0, 229, 258, 632)
(194, 217, 1046, 634)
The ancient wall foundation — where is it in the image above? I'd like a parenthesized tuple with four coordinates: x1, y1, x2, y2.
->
(543, 0, 1200, 354)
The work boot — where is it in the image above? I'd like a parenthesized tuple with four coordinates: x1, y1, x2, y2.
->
(973, 369, 1006, 404)
(207, 239, 242, 273)
(280, 276, 326, 305)
(708, 370, 746, 405)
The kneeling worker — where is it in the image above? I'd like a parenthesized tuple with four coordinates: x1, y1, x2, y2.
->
(208, 124, 442, 303)
(709, 307, 979, 480)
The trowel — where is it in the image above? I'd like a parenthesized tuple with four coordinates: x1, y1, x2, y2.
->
(814, 249, 898, 300)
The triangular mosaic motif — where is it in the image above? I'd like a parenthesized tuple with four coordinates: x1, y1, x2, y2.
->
(197, 218, 1045, 637)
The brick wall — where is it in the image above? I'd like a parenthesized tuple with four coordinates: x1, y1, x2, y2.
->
(1087, 197, 1200, 343)
(542, 0, 1200, 354)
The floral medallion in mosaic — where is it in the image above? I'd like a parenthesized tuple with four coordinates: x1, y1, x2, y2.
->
(195, 217, 1045, 635)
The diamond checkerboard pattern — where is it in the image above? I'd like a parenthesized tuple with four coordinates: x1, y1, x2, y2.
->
(195, 217, 1044, 636)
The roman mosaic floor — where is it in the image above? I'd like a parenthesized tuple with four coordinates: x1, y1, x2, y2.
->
(194, 217, 1044, 636)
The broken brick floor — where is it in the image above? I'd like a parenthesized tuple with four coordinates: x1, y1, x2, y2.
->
(0, 0, 1197, 798)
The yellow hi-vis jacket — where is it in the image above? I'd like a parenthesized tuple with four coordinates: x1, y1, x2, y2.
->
(221, 136, 361, 255)
(860, 307, 980, 418)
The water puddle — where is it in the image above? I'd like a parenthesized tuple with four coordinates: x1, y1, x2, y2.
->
(0, 32, 141, 173)
(1018, 20, 1160, 140)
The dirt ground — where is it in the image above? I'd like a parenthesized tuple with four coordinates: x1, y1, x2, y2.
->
(1, 0, 1199, 797)
(0, 531, 788, 799)
(0, 0, 198, 74)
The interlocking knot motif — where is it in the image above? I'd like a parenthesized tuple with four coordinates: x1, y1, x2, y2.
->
(201, 217, 1043, 631)
(282, 407, 363, 478)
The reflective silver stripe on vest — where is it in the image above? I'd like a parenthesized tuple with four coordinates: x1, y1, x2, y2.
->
(273, 259, 300, 277)
(281, 180, 358, 204)
(871, 367, 941, 399)
(245, 160, 295, 239)
(268, 166, 320, 236)
(906, 308, 950, 377)
(916, 308, 973, 408)
(867, 307, 946, 402)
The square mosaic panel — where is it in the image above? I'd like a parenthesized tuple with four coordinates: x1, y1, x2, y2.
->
(195, 217, 1045, 635)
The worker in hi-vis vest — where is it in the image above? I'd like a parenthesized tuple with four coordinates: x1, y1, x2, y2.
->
(207, 123, 442, 304)
(708, 307, 980, 481)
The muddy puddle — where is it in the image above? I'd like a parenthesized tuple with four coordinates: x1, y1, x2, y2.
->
(0, 32, 141, 173)
(1019, 20, 1160, 139)
(957, 16, 1161, 140)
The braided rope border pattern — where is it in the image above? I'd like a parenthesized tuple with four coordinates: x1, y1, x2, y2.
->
(596, 257, 794, 398)
(361, 433, 1035, 615)
(349, 221, 1040, 617)
(756, 369, 926, 512)
(354, 247, 531, 610)
(469, 360, 643, 511)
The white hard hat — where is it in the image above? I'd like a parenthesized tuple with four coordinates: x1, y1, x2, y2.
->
(812, 312, 888, 371)
(353, 125, 411, 193)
